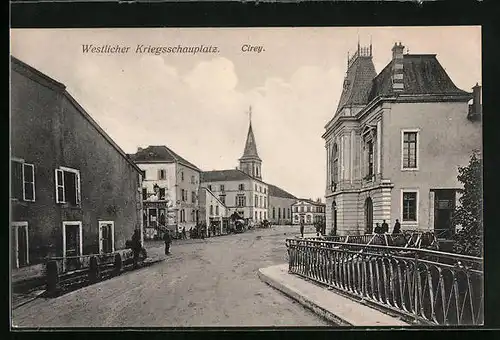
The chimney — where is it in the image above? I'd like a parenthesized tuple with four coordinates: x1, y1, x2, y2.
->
(391, 42, 405, 92)
(468, 83, 482, 121)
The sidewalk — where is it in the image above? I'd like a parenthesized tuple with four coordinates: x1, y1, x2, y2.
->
(258, 264, 409, 327)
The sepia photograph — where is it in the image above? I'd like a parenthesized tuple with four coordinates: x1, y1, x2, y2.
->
(10, 26, 482, 328)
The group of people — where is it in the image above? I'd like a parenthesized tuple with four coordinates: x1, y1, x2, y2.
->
(297, 218, 402, 238)
(373, 219, 401, 235)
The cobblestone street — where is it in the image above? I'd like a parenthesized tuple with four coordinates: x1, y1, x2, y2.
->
(12, 225, 331, 328)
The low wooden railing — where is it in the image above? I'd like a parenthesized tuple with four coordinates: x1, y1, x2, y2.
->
(286, 238, 483, 325)
(44, 249, 146, 295)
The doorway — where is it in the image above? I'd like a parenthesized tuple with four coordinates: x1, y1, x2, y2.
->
(11, 222, 29, 269)
(99, 221, 115, 254)
(63, 221, 82, 257)
(433, 189, 457, 239)
(365, 197, 373, 234)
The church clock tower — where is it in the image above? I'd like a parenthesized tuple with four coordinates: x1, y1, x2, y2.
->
(239, 106, 262, 179)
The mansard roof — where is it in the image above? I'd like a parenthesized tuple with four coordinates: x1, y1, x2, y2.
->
(368, 54, 470, 101)
(129, 145, 201, 171)
(293, 198, 326, 206)
(335, 56, 377, 114)
(240, 122, 261, 161)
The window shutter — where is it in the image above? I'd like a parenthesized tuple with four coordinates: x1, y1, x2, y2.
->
(23, 163, 35, 201)
(76, 173, 81, 205)
(55, 169, 65, 203)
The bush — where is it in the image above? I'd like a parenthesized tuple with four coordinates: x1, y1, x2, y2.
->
(452, 152, 483, 257)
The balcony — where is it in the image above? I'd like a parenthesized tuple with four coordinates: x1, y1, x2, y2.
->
(329, 174, 389, 194)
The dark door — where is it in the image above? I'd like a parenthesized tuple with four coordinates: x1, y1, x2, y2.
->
(365, 197, 373, 234)
(18, 226, 28, 267)
(65, 224, 80, 257)
(101, 224, 113, 253)
(434, 190, 456, 239)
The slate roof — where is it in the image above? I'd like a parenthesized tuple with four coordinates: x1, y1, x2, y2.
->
(129, 145, 201, 171)
(268, 184, 297, 199)
(368, 54, 470, 101)
(201, 169, 253, 182)
(11, 56, 143, 175)
(293, 198, 326, 206)
(240, 122, 261, 161)
(335, 56, 377, 114)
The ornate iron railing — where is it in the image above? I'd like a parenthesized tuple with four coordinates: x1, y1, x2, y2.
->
(303, 232, 440, 250)
(286, 238, 483, 325)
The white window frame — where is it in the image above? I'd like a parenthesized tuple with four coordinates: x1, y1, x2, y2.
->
(62, 221, 83, 266)
(401, 189, 419, 225)
(158, 169, 166, 180)
(401, 129, 420, 171)
(98, 221, 115, 254)
(11, 158, 36, 202)
(12, 221, 29, 269)
(56, 166, 81, 205)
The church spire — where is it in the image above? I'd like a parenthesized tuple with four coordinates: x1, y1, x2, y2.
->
(239, 106, 262, 179)
(241, 106, 260, 160)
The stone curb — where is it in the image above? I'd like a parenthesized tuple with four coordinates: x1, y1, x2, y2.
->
(258, 264, 409, 327)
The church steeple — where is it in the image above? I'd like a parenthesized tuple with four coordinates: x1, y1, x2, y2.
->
(239, 106, 262, 179)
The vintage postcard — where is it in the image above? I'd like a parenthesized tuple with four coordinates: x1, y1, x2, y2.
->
(10, 26, 482, 328)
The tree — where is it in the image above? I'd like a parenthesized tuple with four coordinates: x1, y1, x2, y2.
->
(452, 151, 483, 257)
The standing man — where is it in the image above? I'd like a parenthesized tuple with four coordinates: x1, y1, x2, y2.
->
(300, 220, 305, 238)
(163, 229, 172, 255)
(131, 229, 142, 268)
(393, 219, 401, 234)
(381, 220, 389, 234)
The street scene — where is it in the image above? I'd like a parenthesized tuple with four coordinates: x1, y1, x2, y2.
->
(10, 26, 482, 328)
(13, 225, 331, 327)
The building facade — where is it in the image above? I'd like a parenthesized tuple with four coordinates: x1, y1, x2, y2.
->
(129, 146, 201, 238)
(198, 187, 228, 234)
(322, 42, 482, 236)
(200, 111, 269, 224)
(292, 199, 326, 225)
(268, 184, 296, 225)
(201, 170, 268, 223)
(10, 57, 144, 270)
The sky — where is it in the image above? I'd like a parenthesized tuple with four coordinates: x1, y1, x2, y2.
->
(10, 27, 481, 200)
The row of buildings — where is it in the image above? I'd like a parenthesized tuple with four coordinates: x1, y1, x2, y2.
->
(10, 56, 323, 271)
(128, 110, 326, 239)
(322, 42, 482, 236)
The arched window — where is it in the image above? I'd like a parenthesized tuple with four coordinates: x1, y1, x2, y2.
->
(332, 143, 339, 184)
(272, 207, 276, 219)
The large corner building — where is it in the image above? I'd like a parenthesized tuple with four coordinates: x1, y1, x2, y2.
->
(323, 42, 482, 236)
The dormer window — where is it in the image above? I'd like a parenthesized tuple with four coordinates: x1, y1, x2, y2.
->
(343, 79, 350, 90)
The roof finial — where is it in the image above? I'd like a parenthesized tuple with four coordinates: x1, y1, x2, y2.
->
(369, 35, 373, 56)
(248, 105, 252, 125)
(357, 35, 360, 53)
